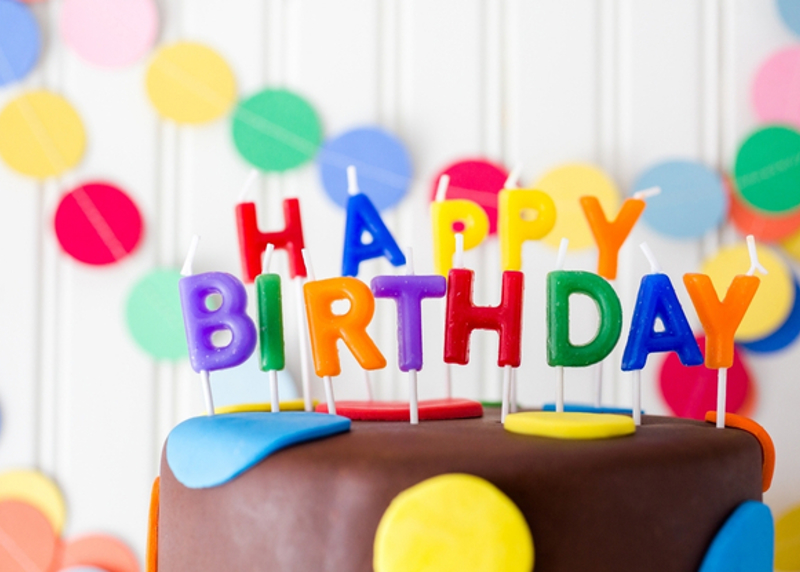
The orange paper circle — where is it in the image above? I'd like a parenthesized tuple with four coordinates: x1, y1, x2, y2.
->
(0, 500, 57, 572)
(61, 534, 139, 572)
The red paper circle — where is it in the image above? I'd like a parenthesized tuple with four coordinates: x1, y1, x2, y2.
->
(54, 181, 143, 265)
(0, 500, 57, 572)
(726, 175, 800, 242)
(61, 533, 139, 572)
(659, 335, 753, 420)
(429, 159, 508, 235)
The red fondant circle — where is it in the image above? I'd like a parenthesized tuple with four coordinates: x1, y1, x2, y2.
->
(315, 398, 483, 421)
(659, 335, 753, 420)
(54, 181, 143, 265)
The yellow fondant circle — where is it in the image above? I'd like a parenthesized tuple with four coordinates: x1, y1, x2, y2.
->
(0, 91, 85, 178)
(701, 243, 793, 341)
(0, 469, 66, 534)
(374, 473, 534, 572)
(214, 399, 308, 415)
(146, 41, 236, 124)
(536, 163, 620, 251)
(776, 503, 800, 571)
(504, 411, 635, 439)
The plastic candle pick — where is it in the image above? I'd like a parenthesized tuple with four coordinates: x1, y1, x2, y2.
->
(342, 166, 405, 277)
(622, 243, 703, 425)
(179, 236, 258, 416)
(303, 249, 387, 415)
(372, 247, 447, 424)
(235, 170, 314, 412)
(683, 235, 763, 428)
(256, 244, 286, 413)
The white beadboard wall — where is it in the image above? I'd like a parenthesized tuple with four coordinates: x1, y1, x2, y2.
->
(0, 0, 798, 561)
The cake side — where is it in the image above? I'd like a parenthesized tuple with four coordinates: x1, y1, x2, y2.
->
(157, 410, 763, 572)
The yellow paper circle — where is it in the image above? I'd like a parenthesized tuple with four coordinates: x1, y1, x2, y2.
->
(782, 227, 800, 262)
(0, 91, 85, 178)
(0, 470, 66, 534)
(145, 41, 236, 124)
(776, 504, 800, 571)
(374, 474, 533, 572)
(504, 411, 636, 439)
(701, 243, 793, 341)
(536, 163, 620, 250)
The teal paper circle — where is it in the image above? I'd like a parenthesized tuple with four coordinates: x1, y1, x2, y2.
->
(125, 269, 187, 360)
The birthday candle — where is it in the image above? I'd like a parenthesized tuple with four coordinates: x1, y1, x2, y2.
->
(431, 180, 489, 276)
(342, 166, 405, 277)
(256, 245, 285, 412)
(580, 196, 645, 281)
(498, 189, 556, 271)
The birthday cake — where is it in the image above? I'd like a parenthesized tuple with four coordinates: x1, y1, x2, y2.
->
(149, 406, 773, 572)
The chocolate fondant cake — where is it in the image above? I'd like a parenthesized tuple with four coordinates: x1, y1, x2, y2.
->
(154, 408, 764, 572)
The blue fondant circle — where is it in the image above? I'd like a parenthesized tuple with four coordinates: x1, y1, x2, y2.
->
(317, 126, 412, 211)
(0, 0, 40, 87)
(632, 160, 727, 239)
(741, 275, 800, 353)
(166, 411, 351, 489)
(699, 501, 774, 572)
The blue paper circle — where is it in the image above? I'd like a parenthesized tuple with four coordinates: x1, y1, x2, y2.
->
(777, 0, 800, 36)
(211, 352, 299, 407)
(317, 126, 412, 211)
(741, 276, 800, 353)
(0, 0, 40, 87)
(632, 160, 727, 239)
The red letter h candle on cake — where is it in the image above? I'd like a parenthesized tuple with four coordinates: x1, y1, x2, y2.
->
(179, 236, 257, 416)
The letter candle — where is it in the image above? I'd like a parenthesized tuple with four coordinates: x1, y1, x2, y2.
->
(444, 235, 524, 423)
(303, 249, 387, 415)
(235, 171, 314, 412)
(622, 243, 703, 425)
(179, 235, 258, 416)
(371, 247, 447, 424)
(683, 235, 763, 428)
(256, 244, 285, 413)
(580, 186, 660, 408)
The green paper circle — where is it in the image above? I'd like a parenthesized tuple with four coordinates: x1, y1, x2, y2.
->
(125, 269, 187, 361)
(231, 88, 322, 172)
(734, 126, 800, 213)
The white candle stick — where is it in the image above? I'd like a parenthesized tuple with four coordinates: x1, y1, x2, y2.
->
(510, 368, 518, 413)
(501, 365, 512, 423)
(632, 369, 642, 426)
(406, 246, 420, 424)
(262, 245, 280, 413)
(435, 174, 453, 400)
(302, 249, 337, 415)
(181, 235, 216, 417)
(237, 169, 259, 203)
(554, 238, 569, 413)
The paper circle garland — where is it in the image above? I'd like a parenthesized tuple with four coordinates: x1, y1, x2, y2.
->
(726, 175, 800, 242)
(60, 0, 158, 68)
(318, 127, 412, 211)
(55, 182, 143, 266)
(60, 534, 139, 572)
(373, 474, 534, 572)
(537, 163, 619, 250)
(775, 503, 800, 571)
(0, 0, 40, 87)
(231, 88, 322, 172)
(777, 0, 800, 36)
(740, 276, 800, 354)
(125, 269, 188, 361)
(632, 160, 727, 239)
(210, 352, 299, 408)
(659, 335, 752, 420)
(0, 91, 86, 178)
(0, 500, 57, 572)
(146, 42, 236, 124)
(734, 126, 800, 214)
(701, 243, 794, 341)
(429, 159, 508, 235)
(0, 470, 67, 534)
(753, 46, 800, 129)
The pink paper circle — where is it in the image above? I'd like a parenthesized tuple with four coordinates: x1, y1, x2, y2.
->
(54, 181, 143, 265)
(60, 0, 158, 67)
(753, 46, 800, 129)
(658, 335, 753, 420)
(429, 158, 508, 235)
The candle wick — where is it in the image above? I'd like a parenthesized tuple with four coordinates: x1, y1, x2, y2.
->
(639, 242, 662, 274)
(262, 243, 275, 274)
(504, 164, 522, 189)
(633, 186, 661, 201)
(347, 165, 359, 196)
(746, 235, 768, 276)
(237, 169, 259, 203)
(302, 248, 317, 281)
(180, 235, 201, 277)
(555, 238, 569, 271)
(435, 174, 450, 202)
